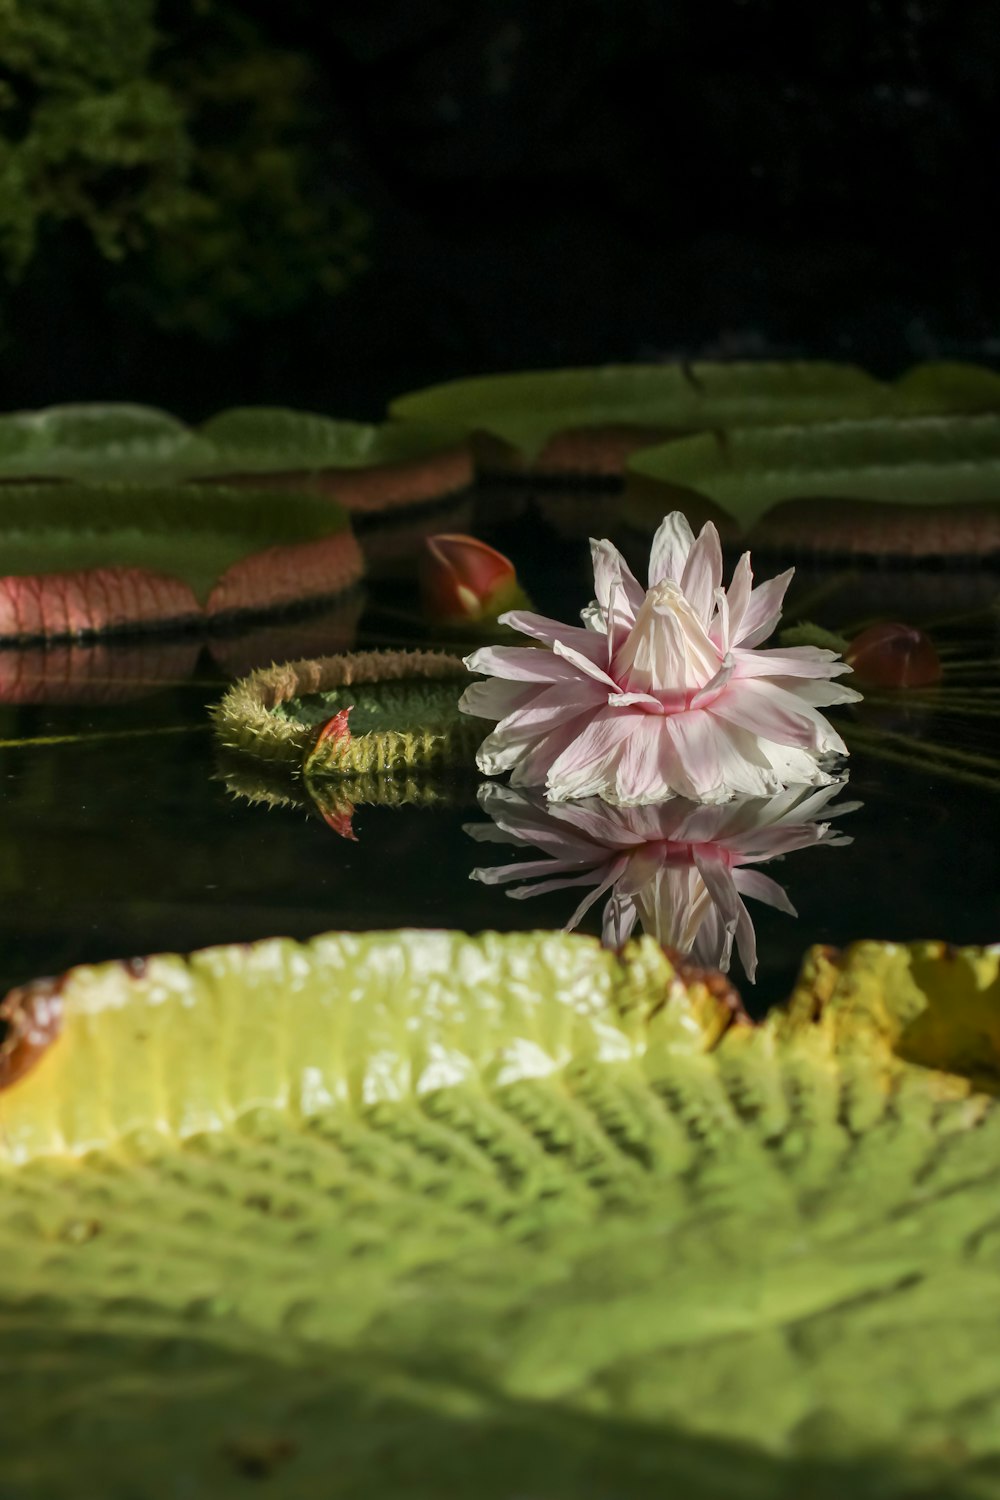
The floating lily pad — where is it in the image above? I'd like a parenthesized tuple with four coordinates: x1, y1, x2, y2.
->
(0, 403, 473, 515)
(212, 648, 477, 775)
(0, 403, 211, 483)
(1, 932, 999, 1497)
(0, 484, 363, 640)
(624, 415, 1000, 556)
(890, 360, 1000, 416)
(390, 361, 891, 468)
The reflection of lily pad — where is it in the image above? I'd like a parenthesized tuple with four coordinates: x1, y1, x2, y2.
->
(213, 648, 477, 774)
(624, 416, 1000, 556)
(0, 484, 362, 640)
(0, 636, 202, 704)
(0, 403, 473, 515)
(218, 748, 476, 826)
(2, 932, 999, 1497)
(390, 362, 893, 469)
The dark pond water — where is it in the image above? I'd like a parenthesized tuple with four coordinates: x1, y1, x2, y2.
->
(1, 495, 997, 1019)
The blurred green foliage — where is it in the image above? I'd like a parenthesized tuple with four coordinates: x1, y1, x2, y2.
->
(0, 0, 367, 337)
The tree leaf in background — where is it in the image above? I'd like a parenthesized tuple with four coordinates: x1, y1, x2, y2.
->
(624, 414, 1000, 549)
(0, 483, 361, 637)
(213, 648, 477, 775)
(1, 932, 999, 1497)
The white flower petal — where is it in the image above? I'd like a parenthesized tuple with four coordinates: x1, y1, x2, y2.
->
(680, 522, 723, 625)
(708, 677, 848, 752)
(733, 645, 854, 680)
(550, 637, 620, 690)
(613, 579, 720, 695)
(725, 552, 754, 641)
(464, 644, 591, 685)
(580, 600, 605, 632)
(500, 609, 608, 662)
(733, 867, 797, 915)
(734, 568, 795, 648)
(545, 710, 635, 802)
(459, 678, 536, 723)
(590, 538, 645, 615)
(614, 716, 672, 805)
(648, 511, 695, 587)
(603, 894, 638, 948)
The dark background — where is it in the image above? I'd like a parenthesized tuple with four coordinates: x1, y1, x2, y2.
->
(2, 0, 998, 420)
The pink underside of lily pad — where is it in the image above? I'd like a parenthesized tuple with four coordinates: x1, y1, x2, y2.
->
(205, 530, 363, 619)
(0, 567, 200, 641)
(219, 447, 473, 513)
(0, 531, 363, 642)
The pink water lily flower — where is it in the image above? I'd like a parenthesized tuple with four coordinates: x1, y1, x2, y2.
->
(467, 780, 858, 979)
(460, 512, 861, 804)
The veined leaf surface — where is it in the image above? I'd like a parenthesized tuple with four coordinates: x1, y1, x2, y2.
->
(1, 933, 999, 1497)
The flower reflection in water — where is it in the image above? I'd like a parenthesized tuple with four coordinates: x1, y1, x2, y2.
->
(467, 781, 859, 980)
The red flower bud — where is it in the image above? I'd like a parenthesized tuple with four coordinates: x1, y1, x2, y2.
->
(845, 622, 942, 689)
(419, 534, 528, 626)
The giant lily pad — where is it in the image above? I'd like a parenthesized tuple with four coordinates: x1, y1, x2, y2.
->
(1, 932, 999, 1497)
(212, 648, 477, 775)
(0, 403, 211, 483)
(389, 360, 889, 471)
(624, 415, 1000, 556)
(0, 404, 473, 516)
(890, 360, 1000, 417)
(196, 408, 473, 513)
(0, 484, 363, 640)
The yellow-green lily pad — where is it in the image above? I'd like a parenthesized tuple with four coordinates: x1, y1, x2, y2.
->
(1, 933, 999, 1496)
(212, 648, 477, 775)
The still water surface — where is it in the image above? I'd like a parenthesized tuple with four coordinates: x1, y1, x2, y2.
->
(1, 502, 997, 1018)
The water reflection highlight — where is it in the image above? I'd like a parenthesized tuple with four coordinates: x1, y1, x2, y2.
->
(467, 781, 859, 980)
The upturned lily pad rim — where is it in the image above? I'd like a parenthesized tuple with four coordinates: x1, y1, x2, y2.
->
(2, 932, 1000, 1497)
(211, 647, 471, 768)
(624, 413, 1000, 532)
(0, 481, 362, 638)
(2, 930, 997, 1147)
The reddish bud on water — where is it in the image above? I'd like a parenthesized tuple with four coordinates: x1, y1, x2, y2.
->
(420, 534, 528, 625)
(845, 622, 942, 689)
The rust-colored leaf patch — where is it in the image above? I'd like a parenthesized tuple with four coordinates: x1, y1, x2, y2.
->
(0, 979, 63, 1091)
